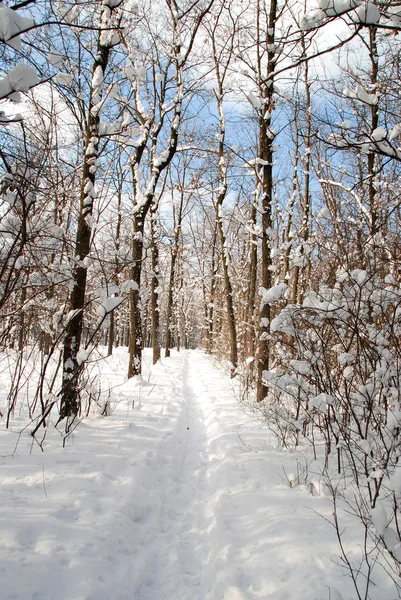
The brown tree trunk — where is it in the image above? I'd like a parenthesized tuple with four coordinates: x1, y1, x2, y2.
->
(292, 36, 312, 306)
(246, 201, 258, 362)
(206, 225, 218, 354)
(164, 255, 176, 358)
(216, 199, 238, 374)
(283, 113, 299, 286)
(256, 0, 277, 403)
(59, 15, 113, 423)
(128, 214, 144, 378)
(150, 205, 160, 364)
(368, 27, 379, 237)
(214, 86, 238, 374)
(107, 184, 122, 357)
(165, 191, 184, 358)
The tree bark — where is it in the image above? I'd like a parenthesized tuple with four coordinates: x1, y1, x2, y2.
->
(165, 190, 184, 358)
(107, 184, 122, 357)
(292, 36, 312, 306)
(214, 88, 237, 374)
(245, 201, 258, 369)
(206, 225, 218, 354)
(256, 0, 277, 403)
(150, 204, 160, 364)
(128, 214, 144, 378)
(59, 9, 114, 423)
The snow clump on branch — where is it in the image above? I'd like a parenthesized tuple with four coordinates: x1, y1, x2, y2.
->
(260, 283, 288, 307)
(0, 63, 39, 101)
(0, 4, 34, 50)
(301, 0, 362, 29)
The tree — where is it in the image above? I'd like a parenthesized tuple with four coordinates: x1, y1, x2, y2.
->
(119, 0, 214, 377)
(164, 158, 190, 359)
(205, 0, 239, 374)
(58, 0, 124, 425)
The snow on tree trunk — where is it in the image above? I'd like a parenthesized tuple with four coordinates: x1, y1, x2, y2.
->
(256, 0, 277, 403)
(59, 3, 117, 425)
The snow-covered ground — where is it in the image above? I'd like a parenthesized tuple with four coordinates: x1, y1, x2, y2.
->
(0, 349, 379, 599)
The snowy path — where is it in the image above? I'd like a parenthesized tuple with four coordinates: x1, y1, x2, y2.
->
(122, 350, 343, 600)
(133, 352, 210, 598)
(0, 349, 352, 600)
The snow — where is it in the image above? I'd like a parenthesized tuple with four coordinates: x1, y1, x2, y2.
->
(260, 282, 287, 307)
(389, 124, 401, 142)
(76, 348, 89, 365)
(136, 66, 147, 82)
(309, 393, 335, 412)
(371, 127, 387, 142)
(270, 305, 296, 336)
(318, 0, 361, 17)
(317, 206, 330, 218)
(383, 527, 401, 562)
(66, 308, 82, 323)
(343, 365, 354, 378)
(248, 157, 271, 167)
(338, 351, 356, 365)
(103, 0, 124, 8)
(303, 0, 362, 28)
(120, 279, 139, 292)
(0, 63, 39, 100)
(154, 150, 170, 168)
(92, 66, 104, 90)
(386, 6, 401, 25)
(84, 179, 94, 194)
(47, 51, 65, 69)
(96, 296, 124, 317)
(293, 253, 307, 267)
(0, 348, 367, 600)
(0, 5, 34, 50)
(85, 142, 96, 157)
(96, 284, 119, 299)
(14, 255, 25, 270)
(354, 2, 381, 24)
(58, 4, 78, 24)
(371, 504, 388, 536)
(351, 268, 367, 284)
(359, 439, 371, 455)
(343, 85, 378, 106)
(290, 359, 311, 375)
(54, 72, 74, 87)
(0, 109, 22, 121)
(247, 92, 261, 110)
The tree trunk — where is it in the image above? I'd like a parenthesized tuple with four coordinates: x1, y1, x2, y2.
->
(165, 191, 184, 358)
(216, 200, 238, 374)
(214, 86, 238, 374)
(150, 205, 160, 364)
(368, 27, 379, 237)
(292, 36, 312, 306)
(165, 247, 177, 358)
(206, 226, 218, 354)
(246, 201, 258, 362)
(256, 0, 277, 403)
(128, 214, 144, 378)
(107, 183, 122, 357)
(59, 18, 113, 423)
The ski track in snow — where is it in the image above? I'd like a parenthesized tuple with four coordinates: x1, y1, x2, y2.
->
(0, 349, 371, 600)
(135, 351, 212, 600)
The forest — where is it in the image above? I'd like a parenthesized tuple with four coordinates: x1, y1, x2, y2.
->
(1, 1, 401, 599)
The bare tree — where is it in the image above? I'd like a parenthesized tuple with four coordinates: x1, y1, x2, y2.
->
(58, 1, 123, 425)
(119, 0, 214, 377)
